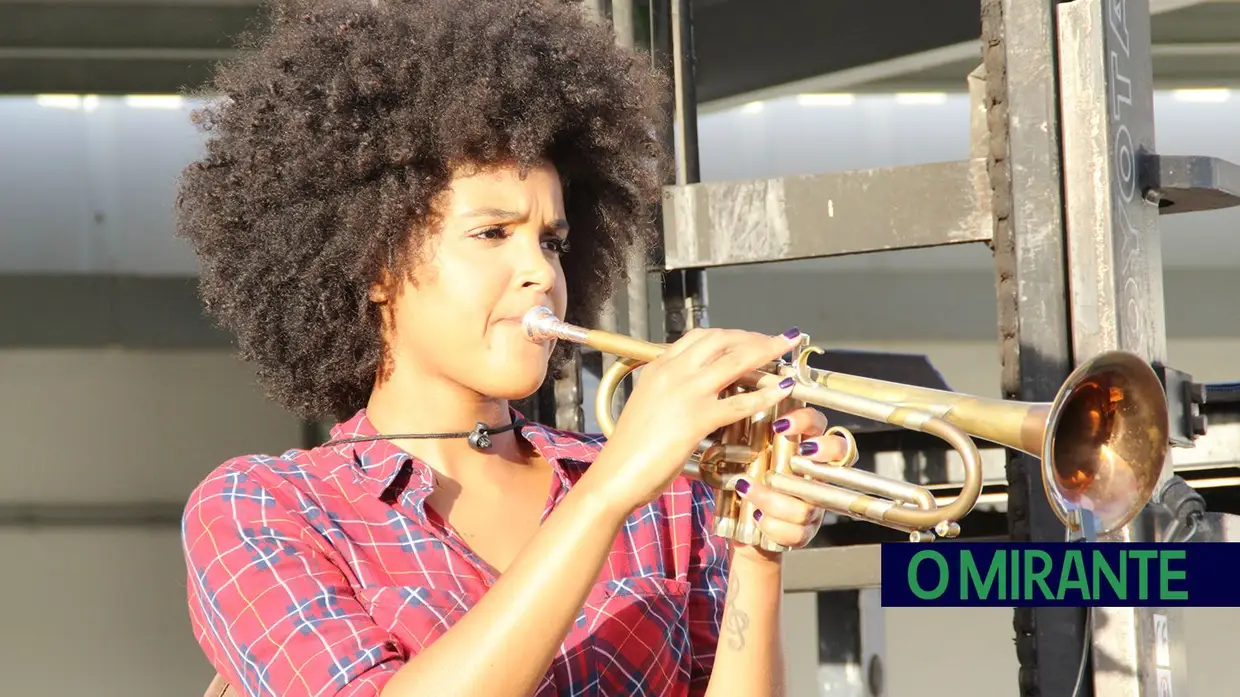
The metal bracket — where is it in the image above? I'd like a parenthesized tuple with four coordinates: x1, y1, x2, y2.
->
(1202, 382, 1240, 423)
(1152, 363, 1209, 447)
(1143, 153, 1240, 214)
(1151, 475, 1208, 543)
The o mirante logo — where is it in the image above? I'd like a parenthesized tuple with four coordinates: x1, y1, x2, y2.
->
(880, 542, 1232, 607)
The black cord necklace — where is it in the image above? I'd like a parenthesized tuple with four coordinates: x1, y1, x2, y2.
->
(323, 418, 528, 452)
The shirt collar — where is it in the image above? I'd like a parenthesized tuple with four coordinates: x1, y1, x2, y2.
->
(323, 407, 602, 502)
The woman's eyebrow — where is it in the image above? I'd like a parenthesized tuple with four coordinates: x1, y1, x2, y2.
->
(461, 207, 521, 219)
(462, 207, 569, 232)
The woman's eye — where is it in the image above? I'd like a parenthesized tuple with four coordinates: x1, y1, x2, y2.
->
(543, 238, 571, 255)
(473, 226, 507, 240)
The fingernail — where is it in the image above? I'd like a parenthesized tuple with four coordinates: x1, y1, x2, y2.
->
(778, 377, 795, 390)
(799, 441, 819, 456)
(753, 509, 763, 521)
(781, 327, 801, 339)
(772, 418, 790, 434)
(735, 478, 750, 495)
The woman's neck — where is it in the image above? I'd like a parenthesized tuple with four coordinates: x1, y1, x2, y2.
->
(365, 368, 530, 473)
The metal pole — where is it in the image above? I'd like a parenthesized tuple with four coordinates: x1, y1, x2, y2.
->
(981, 1, 1088, 695)
(584, 0, 617, 356)
(650, 0, 708, 342)
(1056, 1, 1188, 695)
(614, 0, 649, 349)
(542, 0, 616, 432)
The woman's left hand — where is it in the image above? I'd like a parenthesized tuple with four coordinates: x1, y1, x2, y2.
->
(732, 405, 853, 553)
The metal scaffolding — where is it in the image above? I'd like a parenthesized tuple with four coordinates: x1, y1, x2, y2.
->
(518, 0, 1240, 696)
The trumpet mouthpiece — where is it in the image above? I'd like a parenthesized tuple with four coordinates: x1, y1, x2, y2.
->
(522, 306, 587, 344)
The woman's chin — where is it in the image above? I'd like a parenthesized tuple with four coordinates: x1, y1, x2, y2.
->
(483, 376, 548, 402)
(467, 333, 554, 400)
(477, 360, 550, 401)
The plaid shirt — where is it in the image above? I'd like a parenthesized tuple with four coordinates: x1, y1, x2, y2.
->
(182, 408, 731, 697)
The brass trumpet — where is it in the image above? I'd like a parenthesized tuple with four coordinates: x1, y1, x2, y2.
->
(523, 307, 1170, 547)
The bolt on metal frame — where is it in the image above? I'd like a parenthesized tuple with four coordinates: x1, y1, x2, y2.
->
(522, 0, 1240, 695)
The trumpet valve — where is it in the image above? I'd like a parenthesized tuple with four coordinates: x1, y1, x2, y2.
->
(935, 521, 961, 539)
(755, 363, 807, 554)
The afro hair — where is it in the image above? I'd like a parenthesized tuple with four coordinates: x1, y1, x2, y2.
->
(175, 0, 671, 421)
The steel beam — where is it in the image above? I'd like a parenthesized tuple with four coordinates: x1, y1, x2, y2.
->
(0, 56, 217, 94)
(1056, 1, 1187, 696)
(0, 2, 258, 49)
(782, 544, 882, 593)
(0, 274, 229, 349)
(660, 159, 993, 270)
(0, 501, 184, 528)
(981, 1, 1092, 696)
(658, 142, 1238, 275)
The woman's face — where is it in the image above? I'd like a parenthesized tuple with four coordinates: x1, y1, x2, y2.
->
(372, 160, 571, 401)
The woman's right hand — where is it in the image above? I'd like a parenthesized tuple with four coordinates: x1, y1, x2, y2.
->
(583, 326, 805, 515)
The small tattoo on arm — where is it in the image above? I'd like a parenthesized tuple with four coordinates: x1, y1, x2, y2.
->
(723, 573, 749, 651)
(724, 608, 750, 650)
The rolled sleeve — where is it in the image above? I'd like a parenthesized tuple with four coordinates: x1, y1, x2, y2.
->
(182, 463, 404, 697)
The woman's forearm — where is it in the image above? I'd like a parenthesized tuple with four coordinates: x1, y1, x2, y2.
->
(379, 461, 630, 697)
(703, 549, 787, 697)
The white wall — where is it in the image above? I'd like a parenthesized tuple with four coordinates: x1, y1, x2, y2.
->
(0, 350, 300, 694)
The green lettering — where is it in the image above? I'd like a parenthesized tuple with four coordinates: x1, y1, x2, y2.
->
(1129, 550, 1158, 599)
(962, 550, 1005, 600)
(908, 550, 949, 599)
(1057, 549, 1090, 600)
(1159, 550, 1188, 600)
(1023, 550, 1054, 600)
(1092, 549, 1126, 599)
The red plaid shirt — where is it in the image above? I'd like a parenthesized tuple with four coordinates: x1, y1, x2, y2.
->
(182, 408, 730, 697)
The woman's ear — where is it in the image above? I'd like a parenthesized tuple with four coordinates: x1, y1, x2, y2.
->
(369, 268, 395, 303)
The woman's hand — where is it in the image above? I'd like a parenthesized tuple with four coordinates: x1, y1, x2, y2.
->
(731, 405, 853, 555)
(582, 326, 805, 517)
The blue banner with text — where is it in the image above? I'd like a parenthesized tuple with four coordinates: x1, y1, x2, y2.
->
(879, 542, 1239, 607)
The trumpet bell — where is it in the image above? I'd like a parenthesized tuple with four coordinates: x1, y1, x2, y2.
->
(1042, 350, 1171, 536)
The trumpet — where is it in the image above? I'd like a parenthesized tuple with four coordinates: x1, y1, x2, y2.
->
(523, 307, 1171, 547)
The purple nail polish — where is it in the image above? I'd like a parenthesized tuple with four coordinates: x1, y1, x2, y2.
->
(778, 377, 795, 390)
(753, 509, 763, 521)
(736, 478, 750, 495)
(781, 327, 801, 339)
(772, 418, 790, 434)
(799, 441, 819, 456)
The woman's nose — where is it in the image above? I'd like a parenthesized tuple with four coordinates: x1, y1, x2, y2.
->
(515, 238, 556, 290)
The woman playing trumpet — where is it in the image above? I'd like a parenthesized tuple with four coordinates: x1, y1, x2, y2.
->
(176, 1, 851, 695)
